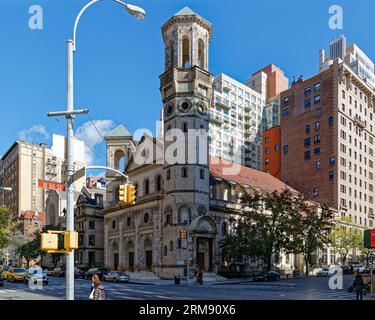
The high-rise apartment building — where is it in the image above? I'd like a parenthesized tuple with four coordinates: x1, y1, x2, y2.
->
(281, 41, 375, 234)
(210, 74, 266, 169)
(248, 65, 289, 178)
(0, 135, 86, 218)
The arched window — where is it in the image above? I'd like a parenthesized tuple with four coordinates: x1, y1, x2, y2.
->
(156, 175, 162, 192)
(198, 39, 205, 69)
(144, 212, 150, 224)
(144, 179, 149, 195)
(114, 149, 126, 172)
(182, 36, 190, 68)
(223, 187, 229, 201)
(127, 216, 132, 227)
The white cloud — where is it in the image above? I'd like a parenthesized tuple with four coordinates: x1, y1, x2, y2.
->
(18, 124, 49, 142)
(75, 119, 115, 165)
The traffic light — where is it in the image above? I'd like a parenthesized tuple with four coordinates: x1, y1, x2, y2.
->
(127, 184, 136, 204)
(40, 231, 78, 253)
(64, 231, 78, 250)
(118, 184, 127, 203)
(179, 229, 188, 239)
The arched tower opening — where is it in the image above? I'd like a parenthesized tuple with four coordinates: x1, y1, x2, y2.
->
(182, 36, 190, 68)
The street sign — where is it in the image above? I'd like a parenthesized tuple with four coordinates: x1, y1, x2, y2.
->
(38, 179, 65, 191)
(72, 167, 85, 183)
(364, 229, 375, 249)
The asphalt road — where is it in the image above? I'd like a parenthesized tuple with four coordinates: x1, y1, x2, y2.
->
(0, 275, 372, 300)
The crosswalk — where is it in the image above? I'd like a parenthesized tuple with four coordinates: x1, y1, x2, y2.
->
(301, 288, 355, 300)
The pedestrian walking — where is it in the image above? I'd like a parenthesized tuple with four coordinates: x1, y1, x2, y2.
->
(349, 273, 365, 300)
(196, 269, 203, 285)
(89, 274, 105, 300)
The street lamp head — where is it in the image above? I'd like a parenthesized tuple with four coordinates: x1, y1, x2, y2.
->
(124, 3, 146, 20)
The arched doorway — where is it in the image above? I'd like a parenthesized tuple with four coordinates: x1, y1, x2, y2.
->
(190, 216, 217, 272)
(144, 238, 153, 270)
(112, 242, 119, 271)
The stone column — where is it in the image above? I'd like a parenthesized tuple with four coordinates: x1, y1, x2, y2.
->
(118, 217, 124, 271)
(104, 220, 109, 267)
(134, 213, 140, 271)
(153, 207, 162, 277)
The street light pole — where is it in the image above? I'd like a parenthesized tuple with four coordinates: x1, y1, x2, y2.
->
(65, 38, 75, 301)
(47, 0, 145, 300)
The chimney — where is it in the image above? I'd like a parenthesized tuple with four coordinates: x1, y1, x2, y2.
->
(319, 49, 325, 72)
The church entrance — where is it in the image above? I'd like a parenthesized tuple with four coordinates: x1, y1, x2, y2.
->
(114, 253, 119, 271)
(196, 238, 213, 272)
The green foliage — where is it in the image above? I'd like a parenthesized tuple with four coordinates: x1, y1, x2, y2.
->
(328, 217, 363, 264)
(0, 207, 16, 249)
(220, 189, 335, 274)
(291, 203, 335, 275)
(16, 236, 41, 267)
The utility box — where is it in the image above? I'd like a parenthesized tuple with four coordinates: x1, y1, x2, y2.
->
(41, 233, 58, 251)
(64, 231, 78, 250)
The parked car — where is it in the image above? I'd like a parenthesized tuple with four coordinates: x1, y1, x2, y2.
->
(5, 268, 26, 282)
(24, 266, 48, 285)
(84, 267, 108, 280)
(317, 266, 339, 277)
(103, 271, 129, 283)
(341, 265, 351, 275)
(43, 267, 53, 276)
(309, 267, 323, 276)
(74, 267, 88, 279)
(253, 271, 280, 282)
(51, 267, 65, 277)
(353, 264, 366, 273)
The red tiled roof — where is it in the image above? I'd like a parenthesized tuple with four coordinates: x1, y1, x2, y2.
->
(21, 211, 46, 222)
(209, 156, 297, 193)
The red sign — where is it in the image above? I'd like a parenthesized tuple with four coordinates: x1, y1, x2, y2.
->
(371, 229, 375, 248)
(38, 180, 65, 191)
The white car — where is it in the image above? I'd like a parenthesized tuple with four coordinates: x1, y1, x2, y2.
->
(353, 265, 365, 273)
(24, 266, 48, 285)
(309, 267, 323, 276)
(317, 267, 339, 277)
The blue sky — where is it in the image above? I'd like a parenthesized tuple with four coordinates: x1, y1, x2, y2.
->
(1, 0, 375, 166)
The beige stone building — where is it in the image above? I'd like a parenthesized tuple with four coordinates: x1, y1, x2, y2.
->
(0, 135, 86, 219)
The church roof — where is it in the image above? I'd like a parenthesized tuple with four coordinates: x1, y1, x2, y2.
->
(174, 6, 197, 17)
(209, 156, 297, 193)
(105, 124, 132, 138)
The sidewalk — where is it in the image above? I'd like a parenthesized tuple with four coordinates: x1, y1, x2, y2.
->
(128, 274, 307, 286)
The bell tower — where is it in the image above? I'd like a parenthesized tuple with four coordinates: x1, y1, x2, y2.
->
(159, 7, 213, 276)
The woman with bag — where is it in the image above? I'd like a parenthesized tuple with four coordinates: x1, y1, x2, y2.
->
(89, 274, 105, 300)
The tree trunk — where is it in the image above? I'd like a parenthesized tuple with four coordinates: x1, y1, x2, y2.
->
(304, 255, 309, 276)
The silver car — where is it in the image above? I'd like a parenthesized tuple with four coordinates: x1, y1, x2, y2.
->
(24, 266, 48, 285)
(103, 271, 129, 283)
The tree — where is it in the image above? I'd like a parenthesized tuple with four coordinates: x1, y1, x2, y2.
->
(222, 188, 304, 272)
(0, 207, 16, 249)
(16, 236, 41, 268)
(291, 203, 335, 276)
(329, 217, 363, 265)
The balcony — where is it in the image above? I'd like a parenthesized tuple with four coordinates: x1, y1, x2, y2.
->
(354, 115, 366, 129)
(369, 212, 375, 219)
(216, 98, 230, 109)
